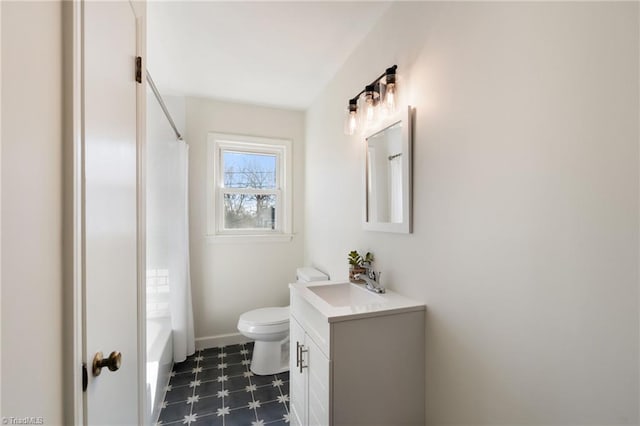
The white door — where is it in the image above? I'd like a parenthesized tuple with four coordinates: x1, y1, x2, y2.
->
(83, 1, 141, 424)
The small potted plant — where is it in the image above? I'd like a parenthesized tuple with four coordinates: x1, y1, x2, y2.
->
(348, 250, 374, 283)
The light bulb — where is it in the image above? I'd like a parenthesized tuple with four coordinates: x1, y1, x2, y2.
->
(365, 98, 375, 122)
(344, 111, 358, 135)
(343, 99, 359, 135)
(385, 83, 396, 111)
(381, 66, 398, 115)
(359, 84, 379, 129)
(348, 112, 357, 134)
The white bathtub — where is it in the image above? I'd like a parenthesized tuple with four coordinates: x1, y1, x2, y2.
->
(146, 317, 173, 425)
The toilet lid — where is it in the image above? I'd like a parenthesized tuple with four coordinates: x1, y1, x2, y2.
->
(240, 307, 289, 326)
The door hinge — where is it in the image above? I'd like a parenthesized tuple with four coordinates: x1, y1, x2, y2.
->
(82, 363, 88, 392)
(135, 56, 142, 84)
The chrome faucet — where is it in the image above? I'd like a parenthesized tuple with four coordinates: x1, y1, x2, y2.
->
(355, 263, 385, 294)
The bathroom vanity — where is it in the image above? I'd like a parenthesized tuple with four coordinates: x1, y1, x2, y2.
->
(289, 281, 426, 426)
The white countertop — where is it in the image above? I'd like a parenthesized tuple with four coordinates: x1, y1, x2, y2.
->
(289, 280, 426, 323)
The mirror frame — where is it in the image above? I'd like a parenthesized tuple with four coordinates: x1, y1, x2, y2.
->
(363, 105, 413, 233)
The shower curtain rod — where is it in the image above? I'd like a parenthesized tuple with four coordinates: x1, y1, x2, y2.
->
(146, 69, 184, 141)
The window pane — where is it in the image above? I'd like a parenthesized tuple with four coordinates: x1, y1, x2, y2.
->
(223, 151, 276, 189)
(223, 193, 276, 229)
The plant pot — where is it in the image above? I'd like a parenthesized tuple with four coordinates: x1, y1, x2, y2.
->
(349, 267, 366, 284)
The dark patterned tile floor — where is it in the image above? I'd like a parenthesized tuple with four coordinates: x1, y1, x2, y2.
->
(157, 342, 290, 425)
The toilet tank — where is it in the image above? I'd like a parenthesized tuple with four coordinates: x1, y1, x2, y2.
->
(296, 267, 328, 283)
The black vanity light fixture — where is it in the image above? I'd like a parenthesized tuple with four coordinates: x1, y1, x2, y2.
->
(344, 65, 398, 136)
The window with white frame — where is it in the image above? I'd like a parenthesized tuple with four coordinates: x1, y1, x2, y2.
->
(207, 133, 292, 240)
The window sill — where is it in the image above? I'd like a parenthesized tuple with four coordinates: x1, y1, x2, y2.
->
(206, 233, 294, 244)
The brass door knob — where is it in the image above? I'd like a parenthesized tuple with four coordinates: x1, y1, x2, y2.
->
(92, 351, 122, 377)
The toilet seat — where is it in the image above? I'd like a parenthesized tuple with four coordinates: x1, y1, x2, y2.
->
(240, 307, 289, 326)
(238, 307, 289, 336)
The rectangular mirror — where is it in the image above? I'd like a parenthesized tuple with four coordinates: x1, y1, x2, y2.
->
(364, 106, 413, 233)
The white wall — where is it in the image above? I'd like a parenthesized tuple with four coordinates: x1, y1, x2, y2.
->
(186, 97, 305, 343)
(305, 2, 639, 424)
(1, 1, 63, 423)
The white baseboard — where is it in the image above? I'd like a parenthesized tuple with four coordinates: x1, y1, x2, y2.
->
(195, 333, 252, 350)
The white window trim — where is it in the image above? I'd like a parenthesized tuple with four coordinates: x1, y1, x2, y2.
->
(207, 133, 293, 242)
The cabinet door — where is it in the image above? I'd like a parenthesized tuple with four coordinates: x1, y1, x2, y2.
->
(290, 317, 306, 426)
(306, 336, 330, 426)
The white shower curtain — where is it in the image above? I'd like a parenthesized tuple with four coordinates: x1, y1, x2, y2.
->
(167, 141, 195, 362)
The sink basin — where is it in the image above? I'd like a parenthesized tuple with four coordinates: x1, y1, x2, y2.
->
(308, 283, 383, 307)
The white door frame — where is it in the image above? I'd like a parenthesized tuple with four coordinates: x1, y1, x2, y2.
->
(66, 1, 147, 424)
(0, 0, 3, 415)
(65, 0, 83, 423)
(133, 1, 148, 424)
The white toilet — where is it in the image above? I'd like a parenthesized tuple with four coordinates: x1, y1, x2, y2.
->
(237, 267, 328, 375)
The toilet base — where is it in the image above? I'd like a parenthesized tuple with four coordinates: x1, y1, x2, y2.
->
(250, 339, 290, 375)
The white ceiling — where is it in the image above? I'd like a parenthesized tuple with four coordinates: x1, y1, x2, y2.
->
(147, 1, 391, 110)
